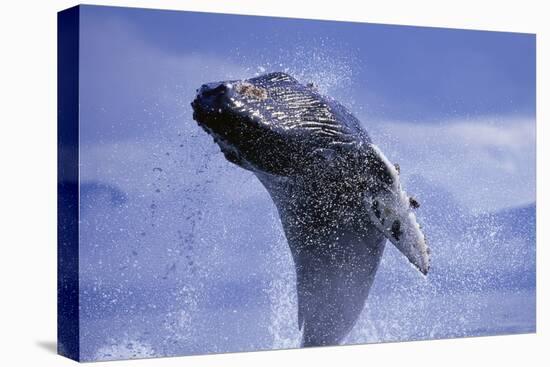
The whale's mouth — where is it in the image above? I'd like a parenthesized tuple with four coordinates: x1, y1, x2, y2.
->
(191, 85, 227, 129)
(191, 87, 246, 166)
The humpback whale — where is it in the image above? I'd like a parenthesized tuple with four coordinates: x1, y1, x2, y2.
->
(191, 72, 429, 347)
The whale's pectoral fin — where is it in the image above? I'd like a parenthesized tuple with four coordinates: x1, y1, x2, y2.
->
(364, 144, 430, 275)
(287, 225, 385, 347)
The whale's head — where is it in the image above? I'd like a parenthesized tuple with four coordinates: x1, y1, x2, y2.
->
(191, 72, 368, 177)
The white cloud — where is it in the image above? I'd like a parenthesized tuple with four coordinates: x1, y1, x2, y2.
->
(366, 116, 536, 212)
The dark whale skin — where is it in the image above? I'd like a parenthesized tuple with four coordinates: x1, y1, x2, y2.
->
(191, 72, 429, 347)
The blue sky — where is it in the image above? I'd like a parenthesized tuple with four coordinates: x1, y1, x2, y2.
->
(81, 5, 535, 122)
(75, 5, 536, 360)
(79, 5, 536, 212)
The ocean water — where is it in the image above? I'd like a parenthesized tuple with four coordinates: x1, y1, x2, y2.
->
(77, 128, 535, 360)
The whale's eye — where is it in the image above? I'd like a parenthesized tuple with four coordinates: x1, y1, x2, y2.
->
(235, 83, 267, 100)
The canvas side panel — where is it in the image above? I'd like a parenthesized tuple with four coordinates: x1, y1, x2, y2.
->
(57, 5, 80, 362)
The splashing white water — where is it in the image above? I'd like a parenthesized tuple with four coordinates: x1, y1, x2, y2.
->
(161, 284, 200, 350)
(240, 37, 358, 98)
(94, 335, 157, 361)
(265, 212, 302, 349)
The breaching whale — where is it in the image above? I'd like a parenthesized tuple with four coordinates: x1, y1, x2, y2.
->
(191, 72, 429, 347)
